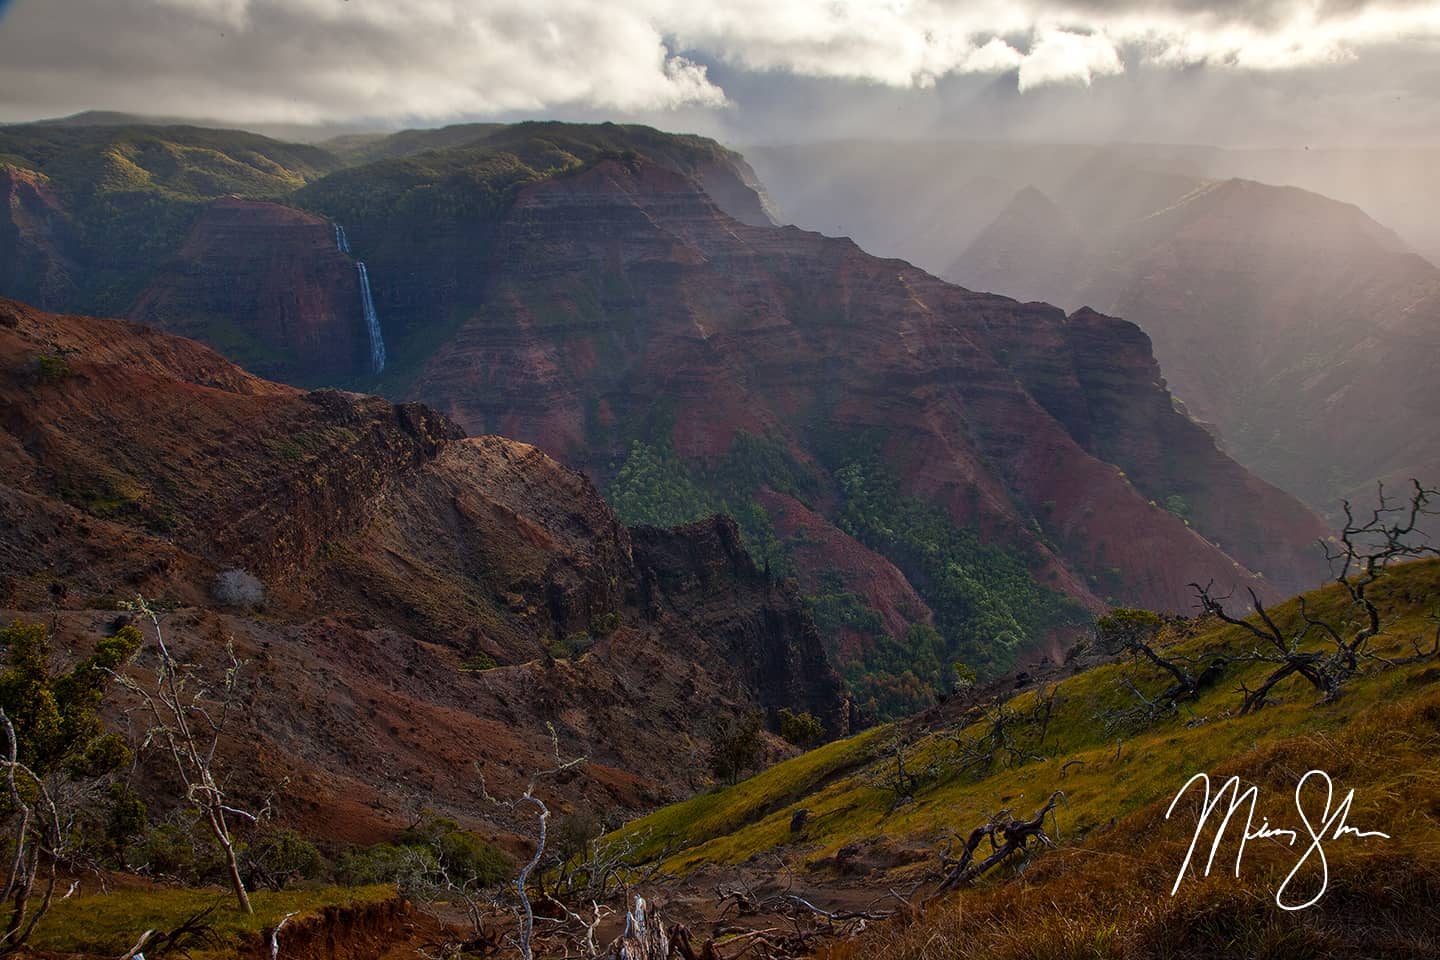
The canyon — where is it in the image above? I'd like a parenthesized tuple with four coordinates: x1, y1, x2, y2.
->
(0, 121, 1335, 707)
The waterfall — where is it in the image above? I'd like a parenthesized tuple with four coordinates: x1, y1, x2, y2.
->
(356, 261, 386, 374)
(337, 222, 384, 374)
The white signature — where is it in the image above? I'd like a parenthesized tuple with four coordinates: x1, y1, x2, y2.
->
(1165, 769, 1389, 911)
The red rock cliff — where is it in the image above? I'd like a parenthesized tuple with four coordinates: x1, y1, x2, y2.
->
(406, 159, 1331, 615)
(128, 197, 368, 383)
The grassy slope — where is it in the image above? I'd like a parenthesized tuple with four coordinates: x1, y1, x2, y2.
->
(616, 560, 1440, 956)
(28, 884, 395, 958)
(292, 121, 743, 226)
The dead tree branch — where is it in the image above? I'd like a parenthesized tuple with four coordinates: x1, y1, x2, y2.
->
(1192, 480, 1438, 714)
(479, 722, 585, 960)
(932, 791, 1066, 897)
(949, 688, 1058, 777)
(114, 595, 256, 913)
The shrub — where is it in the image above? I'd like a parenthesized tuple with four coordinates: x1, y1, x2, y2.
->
(212, 568, 266, 610)
(135, 816, 226, 884)
(102, 783, 148, 867)
(461, 652, 499, 671)
(35, 352, 71, 381)
(708, 713, 763, 785)
(1095, 606, 1164, 656)
(334, 842, 410, 886)
(244, 827, 324, 890)
(547, 633, 594, 661)
(588, 611, 621, 636)
(399, 816, 512, 886)
(1164, 493, 1192, 523)
(778, 708, 824, 746)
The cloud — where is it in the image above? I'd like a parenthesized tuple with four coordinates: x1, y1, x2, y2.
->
(0, 1, 1437, 125)
(1018, 29, 1124, 92)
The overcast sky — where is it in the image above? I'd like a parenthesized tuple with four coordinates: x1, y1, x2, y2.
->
(1, 0, 1438, 146)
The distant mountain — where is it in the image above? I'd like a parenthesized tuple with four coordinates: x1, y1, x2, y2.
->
(744, 140, 1440, 272)
(0, 295, 846, 838)
(951, 185, 1080, 307)
(949, 177, 1440, 521)
(0, 123, 341, 320)
(9, 109, 204, 128)
(6, 109, 378, 144)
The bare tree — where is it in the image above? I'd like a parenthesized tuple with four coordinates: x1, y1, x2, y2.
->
(551, 823, 661, 905)
(0, 711, 61, 952)
(479, 723, 585, 960)
(1193, 480, 1438, 714)
(543, 895, 614, 959)
(949, 688, 1058, 777)
(392, 840, 500, 952)
(1096, 609, 1223, 731)
(871, 732, 939, 809)
(114, 596, 256, 913)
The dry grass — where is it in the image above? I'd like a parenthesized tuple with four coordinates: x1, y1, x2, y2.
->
(821, 685, 1440, 959)
(616, 560, 1440, 959)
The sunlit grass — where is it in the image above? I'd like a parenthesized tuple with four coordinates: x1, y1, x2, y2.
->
(612, 560, 1440, 956)
(31, 884, 396, 959)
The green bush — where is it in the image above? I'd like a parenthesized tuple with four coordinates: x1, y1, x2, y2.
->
(334, 817, 512, 891)
(588, 612, 621, 636)
(1095, 606, 1164, 655)
(334, 842, 410, 887)
(0, 619, 140, 781)
(460, 652, 499, 671)
(777, 708, 824, 746)
(708, 713, 764, 785)
(547, 633, 594, 661)
(244, 827, 324, 891)
(102, 783, 148, 867)
(398, 816, 512, 886)
(35, 352, 71, 381)
(135, 816, 225, 883)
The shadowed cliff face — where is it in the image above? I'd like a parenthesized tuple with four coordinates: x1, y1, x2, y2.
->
(0, 164, 80, 310)
(0, 296, 847, 840)
(950, 178, 1440, 524)
(128, 197, 369, 384)
(396, 158, 1329, 638)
